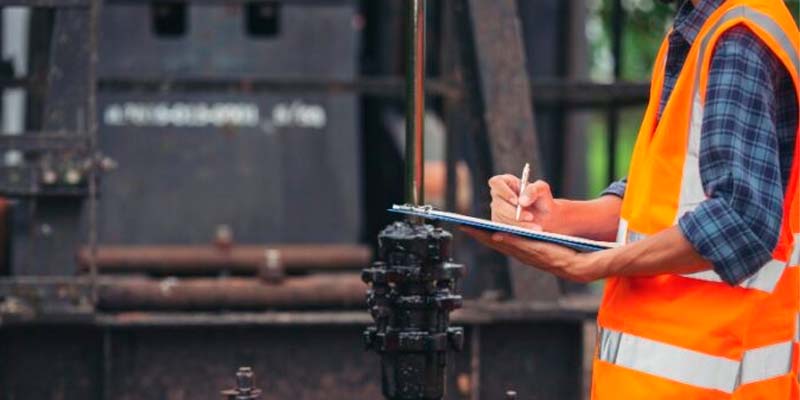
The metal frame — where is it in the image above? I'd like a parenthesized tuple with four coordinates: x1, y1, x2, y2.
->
(0, 2, 649, 398)
(0, 0, 650, 318)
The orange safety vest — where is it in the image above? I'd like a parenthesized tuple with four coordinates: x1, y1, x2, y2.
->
(591, 1, 800, 399)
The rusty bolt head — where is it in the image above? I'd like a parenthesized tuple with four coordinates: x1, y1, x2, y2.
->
(41, 169, 58, 185)
(236, 367, 254, 390)
(100, 156, 118, 171)
(64, 168, 82, 185)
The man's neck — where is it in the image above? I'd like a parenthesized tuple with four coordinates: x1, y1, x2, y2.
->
(690, 0, 700, 6)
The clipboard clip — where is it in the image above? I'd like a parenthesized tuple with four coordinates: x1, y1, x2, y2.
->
(400, 203, 436, 214)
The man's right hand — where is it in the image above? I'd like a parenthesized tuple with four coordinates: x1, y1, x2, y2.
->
(488, 174, 560, 232)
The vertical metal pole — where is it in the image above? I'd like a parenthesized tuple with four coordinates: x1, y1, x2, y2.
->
(87, 0, 101, 304)
(607, 0, 623, 184)
(405, 0, 425, 206)
(469, 325, 481, 400)
(441, 0, 459, 212)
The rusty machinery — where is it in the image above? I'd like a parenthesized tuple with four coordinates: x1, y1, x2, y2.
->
(362, 1, 465, 400)
(0, 0, 646, 398)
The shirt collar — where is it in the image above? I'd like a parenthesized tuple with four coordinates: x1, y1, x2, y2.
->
(673, 0, 725, 45)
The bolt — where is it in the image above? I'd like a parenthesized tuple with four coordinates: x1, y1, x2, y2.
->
(41, 169, 58, 185)
(100, 156, 118, 171)
(221, 366, 262, 400)
(214, 224, 234, 249)
(64, 168, 81, 185)
(236, 367, 254, 391)
(506, 390, 518, 399)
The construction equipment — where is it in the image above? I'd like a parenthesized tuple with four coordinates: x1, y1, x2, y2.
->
(0, 1, 648, 399)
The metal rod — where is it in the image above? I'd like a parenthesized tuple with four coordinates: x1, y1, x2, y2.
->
(75, 245, 372, 274)
(405, 0, 426, 206)
(441, 0, 459, 212)
(96, 274, 367, 310)
(469, 325, 481, 400)
(607, 0, 624, 184)
(87, 0, 101, 305)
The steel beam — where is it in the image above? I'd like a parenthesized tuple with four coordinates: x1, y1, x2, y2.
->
(460, 0, 560, 301)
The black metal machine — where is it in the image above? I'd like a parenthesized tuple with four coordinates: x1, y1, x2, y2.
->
(362, 2, 464, 399)
(363, 222, 464, 400)
(0, 0, 654, 399)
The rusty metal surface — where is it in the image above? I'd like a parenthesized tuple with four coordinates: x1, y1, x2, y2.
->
(113, 325, 383, 400)
(95, 274, 367, 310)
(478, 322, 583, 399)
(0, 132, 91, 151)
(0, 277, 95, 322)
(0, 319, 587, 400)
(459, 0, 560, 302)
(464, 0, 540, 176)
(0, 327, 101, 400)
(75, 245, 371, 275)
(94, 298, 598, 327)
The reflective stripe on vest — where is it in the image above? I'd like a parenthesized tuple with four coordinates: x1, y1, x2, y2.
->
(677, 6, 800, 216)
(619, 219, 788, 293)
(791, 234, 800, 266)
(795, 312, 800, 342)
(599, 328, 793, 393)
(683, 259, 786, 293)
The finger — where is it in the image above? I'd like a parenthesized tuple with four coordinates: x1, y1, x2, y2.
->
(488, 174, 521, 203)
(461, 228, 515, 253)
(518, 180, 551, 208)
(491, 204, 543, 230)
(491, 199, 520, 220)
(460, 227, 494, 243)
(490, 188, 519, 207)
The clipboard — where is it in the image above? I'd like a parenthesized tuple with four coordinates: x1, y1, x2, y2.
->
(389, 204, 619, 253)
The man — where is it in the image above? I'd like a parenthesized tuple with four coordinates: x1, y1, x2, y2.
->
(464, 0, 799, 398)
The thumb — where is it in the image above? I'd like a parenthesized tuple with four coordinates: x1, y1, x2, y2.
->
(519, 180, 551, 208)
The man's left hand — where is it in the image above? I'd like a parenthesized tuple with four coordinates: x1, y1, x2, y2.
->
(461, 227, 607, 283)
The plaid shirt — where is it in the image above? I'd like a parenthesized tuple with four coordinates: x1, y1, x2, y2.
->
(603, 0, 798, 285)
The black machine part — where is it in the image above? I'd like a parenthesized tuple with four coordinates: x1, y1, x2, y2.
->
(220, 366, 262, 400)
(363, 221, 465, 400)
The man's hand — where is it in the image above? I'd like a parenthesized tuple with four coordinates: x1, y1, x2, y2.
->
(461, 227, 607, 283)
(488, 175, 559, 232)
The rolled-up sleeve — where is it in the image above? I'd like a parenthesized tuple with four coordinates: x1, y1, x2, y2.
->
(601, 178, 627, 198)
(677, 28, 789, 285)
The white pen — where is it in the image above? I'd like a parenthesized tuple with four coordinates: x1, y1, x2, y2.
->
(515, 163, 530, 221)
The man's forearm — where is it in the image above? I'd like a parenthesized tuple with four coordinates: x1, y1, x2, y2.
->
(587, 226, 712, 278)
(553, 196, 622, 241)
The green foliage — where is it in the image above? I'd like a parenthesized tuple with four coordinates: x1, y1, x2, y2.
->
(588, 0, 676, 80)
(584, 0, 799, 196)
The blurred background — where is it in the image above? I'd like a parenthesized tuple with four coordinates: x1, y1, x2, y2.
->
(0, 0, 796, 399)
